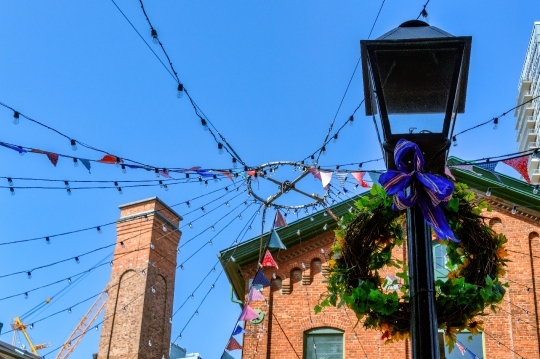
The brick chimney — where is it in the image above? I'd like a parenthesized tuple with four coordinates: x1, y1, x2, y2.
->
(97, 197, 182, 359)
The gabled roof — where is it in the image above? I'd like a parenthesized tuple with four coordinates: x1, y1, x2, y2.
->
(219, 156, 540, 301)
(0, 341, 41, 359)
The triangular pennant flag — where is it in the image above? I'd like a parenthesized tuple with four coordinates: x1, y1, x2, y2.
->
(0, 142, 27, 154)
(261, 249, 278, 269)
(247, 170, 258, 181)
(334, 172, 348, 187)
(309, 167, 322, 181)
(221, 350, 236, 359)
(248, 286, 266, 302)
(232, 324, 244, 336)
(449, 165, 483, 176)
(31, 149, 59, 166)
(239, 303, 260, 321)
(274, 211, 287, 228)
(268, 230, 286, 249)
(445, 166, 456, 181)
(475, 161, 501, 182)
(367, 171, 382, 185)
(503, 155, 531, 183)
(351, 172, 370, 188)
(465, 349, 479, 359)
(252, 269, 272, 287)
(197, 170, 214, 177)
(79, 159, 91, 173)
(124, 164, 144, 169)
(225, 337, 242, 351)
(180, 166, 201, 173)
(456, 341, 466, 355)
(97, 154, 123, 164)
(216, 170, 234, 182)
(320, 171, 333, 189)
(158, 170, 172, 178)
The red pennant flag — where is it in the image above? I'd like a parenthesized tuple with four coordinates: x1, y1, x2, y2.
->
(31, 149, 59, 167)
(309, 167, 322, 181)
(97, 154, 123, 164)
(216, 170, 234, 182)
(351, 172, 370, 188)
(159, 170, 172, 178)
(225, 337, 242, 351)
(179, 166, 201, 172)
(274, 211, 287, 228)
(261, 249, 278, 269)
(503, 155, 531, 183)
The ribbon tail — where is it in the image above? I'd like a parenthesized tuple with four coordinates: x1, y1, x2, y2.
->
(417, 198, 459, 242)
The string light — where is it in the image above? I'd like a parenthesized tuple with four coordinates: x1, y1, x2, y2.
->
(452, 136, 458, 147)
(150, 242, 155, 250)
(13, 111, 20, 124)
(188, 222, 193, 229)
(323, 224, 328, 230)
(73, 158, 78, 167)
(200, 118, 208, 131)
(70, 139, 77, 151)
(321, 146, 327, 155)
(46, 237, 50, 245)
(218, 143, 224, 155)
(297, 229, 301, 235)
(232, 157, 238, 168)
(27, 271, 32, 279)
(512, 206, 517, 215)
(333, 134, 338, 143)
(349, 115, 354, 126)
(97, 227, 102, 234)
(151, 28, 158, 44)
(24, 292, 28, 299)
(486, 187, 492, 197)
(162, 224, 167, 232)
(121, 164, 126, 173)
(177, 83, 184, 99)
(151, 286, 156, 293)
(493, 117, 499, 130)
(534, 185, 539, 195)
(75, 257, 80, 264)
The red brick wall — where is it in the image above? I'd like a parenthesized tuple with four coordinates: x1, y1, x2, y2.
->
(97, 199, 181, 359)
(239, 194, 540, 359)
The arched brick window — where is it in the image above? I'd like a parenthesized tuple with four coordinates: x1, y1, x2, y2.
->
(489, 217, 503, 233)
(311, 259, 322, 276)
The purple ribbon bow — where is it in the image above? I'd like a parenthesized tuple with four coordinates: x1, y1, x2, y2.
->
(379, 139, 458, 242)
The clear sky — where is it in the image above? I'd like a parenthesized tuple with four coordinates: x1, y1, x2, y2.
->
(0, 1, 537, 358)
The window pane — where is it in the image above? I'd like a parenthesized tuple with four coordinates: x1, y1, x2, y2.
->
(305, 334, 343, 359)
(444, 333, 484, 359)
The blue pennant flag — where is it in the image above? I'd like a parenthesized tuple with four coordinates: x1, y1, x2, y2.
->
(268, 229, 286, 250)
(197, 170, 214, 178)
(79, 159, 91, 173)
(252, 268, 271, 287)
(368, 171, 382, 185)
(0, 142, 27, 155)
(232, 324, 243, 336)
(475, 161, 501, 182)
(466, 348, 480, 359)
(220, 350, 235, 359)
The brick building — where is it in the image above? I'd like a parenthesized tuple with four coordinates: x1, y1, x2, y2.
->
(219, 157, 540, 359)
(97, 197, 182, 359)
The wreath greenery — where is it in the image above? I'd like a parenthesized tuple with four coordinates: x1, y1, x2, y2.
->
(315, 183, 509, 352)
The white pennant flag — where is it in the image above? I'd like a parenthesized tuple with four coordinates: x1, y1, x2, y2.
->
(320, 171, 333, 189)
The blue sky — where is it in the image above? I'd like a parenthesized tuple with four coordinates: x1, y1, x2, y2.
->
(0, 1, 537, 358)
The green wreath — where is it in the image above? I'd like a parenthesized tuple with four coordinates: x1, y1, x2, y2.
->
(316, 183, 509, 352)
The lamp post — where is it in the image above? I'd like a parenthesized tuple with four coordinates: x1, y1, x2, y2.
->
(360, 20, 472, 359)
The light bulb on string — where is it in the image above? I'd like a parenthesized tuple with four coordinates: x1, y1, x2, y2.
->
(186, 201, 191, 208)
(169, 318, 172, 324)
(218, 143, 224, 155)
(148, 340, 152, 347)
(188, 222, 193, 229)
(212, 267, 216, 272)
(205, 180, 208, 187)
(155, 168, 160, 178)
(452, 136, 458, 147)
(178, 334, 182, 340)
(534, 185, 539, 195)
(150, 242, 155, 250)
(29, 324, 34, 330)
(162, 224, 167, 232)
(486, 187, 492, 196)
(9, 187, 14, 196)
(151, 28, 158, 44)
(323, 224, 328, 230)
(232, 157, 238, 168)
(67, 277, 72, 284)
(493, 117, 499, 130)
(75, 257, 80, 264)
(208, 240, 213, 246)
(27, 271, 32, 279)
(211, 226, 215, 231)
(13, 111, 20, 125)
(321, 146, 327, 155)
(213, 174, 218, 183)
(24, 292, 28, 299)
(151, 286, 156, 293)
(201, 118, 208, 131)
(201, 206, 206, 213)
(141, 269, 146, 276)
(46, 237, 50, 245)
(177, 83, 184, 98)
(144, 214, 149, 221)
(73, 158, 78, 167)
(120, 241, 125, 248)
(121, 164, 126, 174)
(180, 264, 185, 269)
(333, 134, 338, 143)
(297, 229, 301, 236)
(70, 139, 77, 151)
(198, 176, 203, 185)
(512, 206, 517, 214)
(122, 307, 126, 313)
(97, 227, 102, 234)
(349, 115, 354, 126)
(66, 188, 72, 196)
(195, 310, 199, 315)
(238, 214, 243, 220)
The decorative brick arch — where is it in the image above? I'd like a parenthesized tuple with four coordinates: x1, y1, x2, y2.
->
(530, 232, 540, 241)
(299, 318, 348, 332)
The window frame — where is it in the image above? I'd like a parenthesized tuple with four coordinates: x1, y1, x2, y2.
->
(303, 327, 345, 359)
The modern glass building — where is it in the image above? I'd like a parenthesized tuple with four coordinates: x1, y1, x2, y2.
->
(515, 22, 540, 184)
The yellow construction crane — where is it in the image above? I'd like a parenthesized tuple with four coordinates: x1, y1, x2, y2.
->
(55, 291, 107, 359)
(11, 291, 107, 358)
(11, 317, 51, 356)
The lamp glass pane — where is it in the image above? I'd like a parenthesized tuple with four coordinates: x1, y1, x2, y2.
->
(388, 113, 445, 135)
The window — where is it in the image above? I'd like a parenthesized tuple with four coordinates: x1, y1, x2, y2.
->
(433, 243, 449, 281)
(304, 328, 344, 359)
(438, 332, 484, 358)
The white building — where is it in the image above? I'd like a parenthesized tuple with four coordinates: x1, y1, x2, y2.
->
(515, 22, 540, 184)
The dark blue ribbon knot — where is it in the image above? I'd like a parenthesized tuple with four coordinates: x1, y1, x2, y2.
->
(379, 139, 458, 242)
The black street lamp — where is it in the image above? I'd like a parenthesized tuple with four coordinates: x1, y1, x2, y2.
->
(361, 20, 472, 359)
(361, 19, 471, 174)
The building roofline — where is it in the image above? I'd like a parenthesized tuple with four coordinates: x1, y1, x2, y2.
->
(0, 341, 42, 359)
(118, 196, 183, 220)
